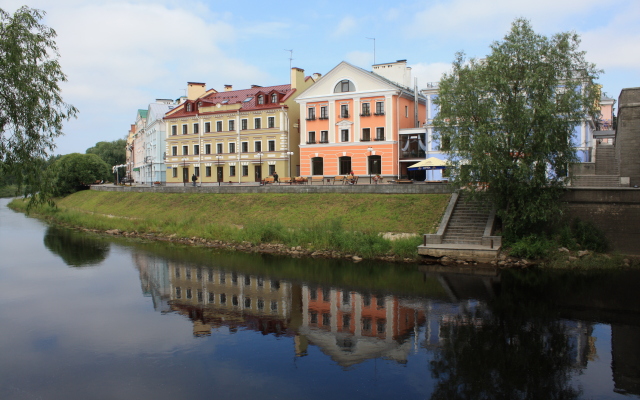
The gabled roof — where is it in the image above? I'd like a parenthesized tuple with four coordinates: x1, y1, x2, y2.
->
(137, 109, 148, 119)
(165, 84, 294, 119)
(147, 102, 175, 123)
(296, 61, 426, 101)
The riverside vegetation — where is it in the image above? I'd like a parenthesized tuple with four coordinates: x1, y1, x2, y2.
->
(10, 191, 450, 262)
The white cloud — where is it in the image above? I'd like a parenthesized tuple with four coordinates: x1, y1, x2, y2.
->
(332, 16, 357, 38)
(411, 62, 453, 86)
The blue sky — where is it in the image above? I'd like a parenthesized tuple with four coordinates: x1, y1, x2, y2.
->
(4, 0, 639, 155)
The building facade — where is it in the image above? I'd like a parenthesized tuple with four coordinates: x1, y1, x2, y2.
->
(295, 60, 427, 180)
(140, 100, 176, 184)
(163, 68, 316, 185)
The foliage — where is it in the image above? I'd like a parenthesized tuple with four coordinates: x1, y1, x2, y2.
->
(0, 6, 78, 204)
(434, 19, 601, 239)
(508, 234, 554, 259)
(569, 218, 609, 253)
(50, 153, 110, 196)
(86, 139, 126, 176)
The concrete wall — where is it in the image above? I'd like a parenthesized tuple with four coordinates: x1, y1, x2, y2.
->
(563, 188, 640, 255)
(616, 87, 640, 187)
(91, 182, 453, 195)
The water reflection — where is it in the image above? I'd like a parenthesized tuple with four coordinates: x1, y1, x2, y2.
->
(43, 226, 110, 267)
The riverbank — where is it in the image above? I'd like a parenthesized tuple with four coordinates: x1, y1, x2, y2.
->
(9, 191, 451, 262)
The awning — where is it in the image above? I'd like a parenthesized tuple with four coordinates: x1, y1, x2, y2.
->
(407, 157, 447, 171)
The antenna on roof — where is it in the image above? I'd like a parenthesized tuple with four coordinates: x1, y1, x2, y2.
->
(366, 37, 376, 65)
(285, 49, 293, 70)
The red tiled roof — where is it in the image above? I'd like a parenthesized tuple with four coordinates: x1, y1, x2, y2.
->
(165, 84, 293, 119)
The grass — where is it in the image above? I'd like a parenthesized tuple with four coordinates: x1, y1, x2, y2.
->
(0, 185, 20, 198)
(10, 191, 450, 261)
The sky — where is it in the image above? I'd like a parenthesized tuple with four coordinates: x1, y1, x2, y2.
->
(3, 0, 639, 155)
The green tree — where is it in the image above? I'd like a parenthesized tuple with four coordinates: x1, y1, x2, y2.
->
(86, 139, 126, 168)
(50, 153, 110, 196)
(0, 6, 78, 203)
(434, 19, 601, 240)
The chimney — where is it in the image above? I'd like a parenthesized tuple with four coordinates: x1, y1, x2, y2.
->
(187, 82, 206, 100)
(291, 67, 305, 90)
(224, 85, 233, 92)
(312, 73, 322, 81)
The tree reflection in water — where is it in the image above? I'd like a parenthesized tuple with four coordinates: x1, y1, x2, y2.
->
(43, 226, 110, 267)
(429, 280, 585, 399)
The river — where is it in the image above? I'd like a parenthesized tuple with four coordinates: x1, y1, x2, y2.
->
(0, 197, 638, 400)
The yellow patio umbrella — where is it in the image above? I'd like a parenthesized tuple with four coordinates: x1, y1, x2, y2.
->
(407, 157, 447, 170)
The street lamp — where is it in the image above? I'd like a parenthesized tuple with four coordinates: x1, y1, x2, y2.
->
(258, 152, 264, 183)
(182, 157, 188, 187)
(215, 155, 222, 186)
(286, 151, 294, 179)
(367, 147, 373, 183)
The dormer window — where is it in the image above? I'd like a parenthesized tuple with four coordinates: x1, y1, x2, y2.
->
(186, 103, 192, 112)
(271, 93, 278, 103)
(258, 95, 264, 105)
(334, 80, 355, 93)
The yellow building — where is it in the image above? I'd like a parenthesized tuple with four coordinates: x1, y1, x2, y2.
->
(164, 68, 317, 184)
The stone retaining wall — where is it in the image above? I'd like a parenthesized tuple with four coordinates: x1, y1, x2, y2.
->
(91, 182, 453, 194)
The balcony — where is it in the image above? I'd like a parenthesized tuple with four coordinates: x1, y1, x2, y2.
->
(340, 113, 349, 118)
(319, 139, 329, 144)
(306, 116, 316, 121)
(360, 138, 371, 142)
(374, 112, 385, 116)
(374, 136, 385, 141)
(319, 116, 329, 120)
(306, 140, 317, 144)
(360, 112, 371, 117)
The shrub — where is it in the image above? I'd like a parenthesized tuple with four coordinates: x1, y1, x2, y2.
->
(571, 218, 609, 253)
(509, 234, 554, 259)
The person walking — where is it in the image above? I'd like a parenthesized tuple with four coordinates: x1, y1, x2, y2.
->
(191, 173, 197, 187)
(273, 171, 279, 183)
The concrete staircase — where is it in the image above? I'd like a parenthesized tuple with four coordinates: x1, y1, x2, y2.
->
(442, 194, 491, 245)
(571, 144, 626, 188)
(418, 192, 501, 262)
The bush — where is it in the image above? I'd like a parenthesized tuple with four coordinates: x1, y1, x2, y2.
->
(509, 234, 554, 259)
(571, 218, 609, 253)
(50, 153, 110, 196)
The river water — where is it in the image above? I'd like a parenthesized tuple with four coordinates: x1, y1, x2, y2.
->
(0, 197, 638, 400)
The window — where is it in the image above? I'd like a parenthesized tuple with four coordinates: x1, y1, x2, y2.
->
(241, 142, 248, 153)
(268, 116, 275, 128)
(182, 124, 188, 134)
(334, 79, 354, 93)
(204, 122, 211, 132)
(271, 93, 278, 103)
(322, 313, 330, 326)
(375, 101, 384, 115)
(244, 298, 251, 308)
(377, 319, 386, 334)
(194, 166, 200, 177)
(182, 145, 188, 155)
(310, 312, 318, 324)
(229, 165, 236, 176)
(206, 166, 211, 177)
(268, 165, 275, 175)
(368, 155, 381, 174)
(340, 104, 349, 118)
(311, 157, 324, 175)
(320, 131, 328, 143)
(320, 106, 328, 119)
(193, 123, 199, 134)
(205, 144, 211, 154)
(362, 128, 371, 141)
(229, 142, 236, 153)
(228, 120, 235, 131)
(271, 301, 278, 312)
(172, 146, 177, 156)
(341, 129, 349, 142)
(175, 287, 181, 299)
(405, 105, 409, 118)
(186, 103, 192, 112)
(216, 143, 223, 154)
(308, 131, 316, 144)
(362, 317, 371, 332)
(376, 127, 385, 141)
(258, 299, 264, 310)
(343, 314, 351, 329)
(193, 145, 200, 155)
(254, 141, 262, 152)
(171, 125, 177, 135)
(361, 103, 370, 116)
(172, 168, 177, 178)
(254, 118, 261, 129)
(216, 121, 222, 132)
(242, 165, 248, 176)
(307, 108, 315, 120)
(220, 293, 226, 304)
(339, 156, 351, 175)
(241, 119, 248, 130)
(268, 140, 275, 152)
(258, 95, 264, 105)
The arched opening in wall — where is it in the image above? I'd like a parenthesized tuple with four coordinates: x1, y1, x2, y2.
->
(339, 156, 352, 175)
(311, 157, 324, 175)
(334, 80, 355, 93)
(368, 155, 381, 175)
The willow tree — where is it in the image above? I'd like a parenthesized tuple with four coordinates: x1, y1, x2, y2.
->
(0, 6, 78, 202)
(434, 19, 601, 240)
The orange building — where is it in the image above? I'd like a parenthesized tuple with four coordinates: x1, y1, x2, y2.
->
(295, 60, 427, 180)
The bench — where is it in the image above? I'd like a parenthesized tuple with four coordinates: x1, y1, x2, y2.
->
(309, 176, 324, 185)
(333, 176, 346, 185)
(280, 177, 292, 184)
(293, 176, 307, 184)
(395, 179, 413, 184)
(263, 177, 274, 185)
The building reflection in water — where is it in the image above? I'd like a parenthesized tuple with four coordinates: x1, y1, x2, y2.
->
(132, 251, 603, 374)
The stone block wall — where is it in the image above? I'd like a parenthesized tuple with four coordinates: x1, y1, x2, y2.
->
(616, 87, 640, 187)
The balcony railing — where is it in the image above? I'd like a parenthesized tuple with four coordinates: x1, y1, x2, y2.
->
(319, 139, 329, 144)
(360, 138, 371, 142)
(374, 112, 385, 116)
(306, 116, 316, 121)
(360, 112, 371, 117)
(319, 116, 329, 120)
(374, 136, 385, 141)
(306, 140, 316, 144)
(340, 113, 349, 118)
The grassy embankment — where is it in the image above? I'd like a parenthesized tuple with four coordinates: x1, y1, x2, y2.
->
(10, 190, 450, 260)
